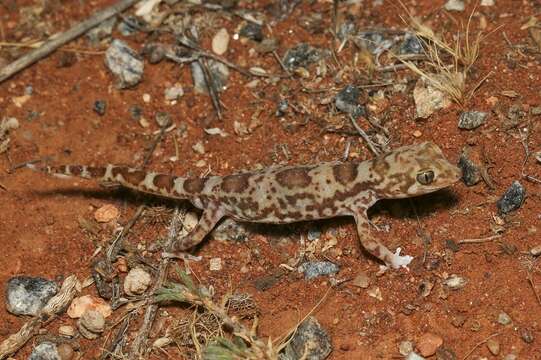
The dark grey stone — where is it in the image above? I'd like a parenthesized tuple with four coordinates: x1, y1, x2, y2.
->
(335, 85, 366, 118)
(239, 22, 264, 42)
(282, 317, 332, 360)
(497, 181, 525, 214)
(6, 276, 58, 316)
(104, 39, 144, 89)
(28, 342, 60, 360)
(93, 100, 107, 116)
(300, 261, 339, 280)
(458, 111, 488, 130)
(282, 44, 324, 70)
(400, 33, 423, 54)
(457, 147, 481, 186)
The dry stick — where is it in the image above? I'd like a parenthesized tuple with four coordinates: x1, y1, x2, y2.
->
(0, 0, 139, 83)
(141, 122, 169, 168)
(457, 234, 502, 245)
(198, 58, 223, 120)
(0, 275, 79, 359)
(349, 115, 380, 156)
(128, 208, 185, 358)
(462, 332, 500, 360)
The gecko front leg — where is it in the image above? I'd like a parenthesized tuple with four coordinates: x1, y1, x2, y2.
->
(354, 213, 413, 269)
(172, 204, 224, 251)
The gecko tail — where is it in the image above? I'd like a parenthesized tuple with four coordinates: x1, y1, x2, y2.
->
(26, 163, 111, 181)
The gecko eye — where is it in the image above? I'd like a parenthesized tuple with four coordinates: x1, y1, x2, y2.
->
(416, 170, 435, 185)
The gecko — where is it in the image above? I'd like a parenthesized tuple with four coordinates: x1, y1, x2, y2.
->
(28, 141, 461, 269)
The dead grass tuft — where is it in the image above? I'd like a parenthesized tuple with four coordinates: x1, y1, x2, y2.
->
(395, 2, 495, 105)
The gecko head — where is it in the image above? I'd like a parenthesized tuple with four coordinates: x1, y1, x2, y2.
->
(373, 142, 462, 199)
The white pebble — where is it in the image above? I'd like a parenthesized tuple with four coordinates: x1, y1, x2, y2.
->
(209, 258, 222, 271)
(212, 28, 230, 55)
(124, 267, 152, 296)
(142, 93, 151, 103)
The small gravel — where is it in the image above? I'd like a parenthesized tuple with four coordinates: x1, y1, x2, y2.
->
(299, 261, 339, 280)
(282, 317, 332, 360)
(458, 111, 488, 130)
(29, 342, 61, 360)
(104, 39, 144, 89)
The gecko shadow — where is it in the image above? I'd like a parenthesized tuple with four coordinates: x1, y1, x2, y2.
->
(32, 186, 460, 265)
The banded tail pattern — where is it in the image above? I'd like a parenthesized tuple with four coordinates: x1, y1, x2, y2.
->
(27, 163, 197, 200)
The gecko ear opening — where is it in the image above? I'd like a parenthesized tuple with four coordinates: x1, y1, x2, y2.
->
(416, 170, 435, 185)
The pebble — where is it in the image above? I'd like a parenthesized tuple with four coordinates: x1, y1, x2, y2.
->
(352, 271, 370, 288)
(104, 39, 144, 89)
(78, 309, 105, 339)
(6, 276, 58, 316)
(417, 332, 443, 357)
(535, 151, 541, 163)
(58, 325, 76, 337)
(443, 274, 467, 290)
(481, 0, 495, 5)
(335, 85, 366, 118)
(307, 227, 321, 241)
(57, 343, 74, 360)
(192, 141, 205, 154)
(282, 317, 332, 360)
(93, 100, 107, 116)
(212, 28, 230, 55)
(191, 60, 230, 94)
(444, 0, 465, 11)
(211, 218, 249, 242)
(239, 22, 263, 42)
(356, 32, 390, 54)
(400, 33, 423, 54)
(520, 327, 534, 343)
(124, 267, 152, 296)
(399, 340, 414, 356)
(164, 85, 184, 101)
(209, 257, 223, 271)
(68, 295, 112, 318)
(413, 76, 451, 119)
(276, 99, 289, 116)
(497, 181, 525, 214)
(155, 111, 171, 127)
(457, 146, 482, 186)
(94, 204, 119, 223)
(299, 261, 339, 280)
(486, 338, 500, 355)
(142, 93, 151, 103)
(129, 105, 143, 121)
(458, 111, 488, 130)
(497, 311, 512, 325)
(29, 342, 61, 360)
(530, 245, 541, 256)
(282, 43, 325, 70)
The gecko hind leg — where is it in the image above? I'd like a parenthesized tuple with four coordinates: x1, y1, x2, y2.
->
(354, 214, 413, 269)
(173, 206, 224, 251)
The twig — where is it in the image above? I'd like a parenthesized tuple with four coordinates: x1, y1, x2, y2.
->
(518, 126, 541, 184)
(100, 313, 132, 360)
(457, 234, 502, 244)
(128, 208, 185, 358)
(0, 181, 6, 191)
(462, 333, 500, 360)
(349, 115, 380, 156)
(142, 122, 168, 168)
(0, 0, 139, 83)
(0, 41, 104, 55)
(199, 58, 222, 120)
(527, 269, 541, 307)
(0, 275, 79, 359)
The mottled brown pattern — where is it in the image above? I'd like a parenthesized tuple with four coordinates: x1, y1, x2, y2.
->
(221, 174, 250, 193)
(34, 142, 461, 269)
(121, 169, 147, 185)
(88, 167, 107, 178)
(154, 174, 175, 192)
(332, 162, 358, 185)
(276, 168, 312, 188)
(183, 177, 206, 193)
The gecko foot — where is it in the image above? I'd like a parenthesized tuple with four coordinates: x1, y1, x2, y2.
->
(388, 248, 413, 269)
